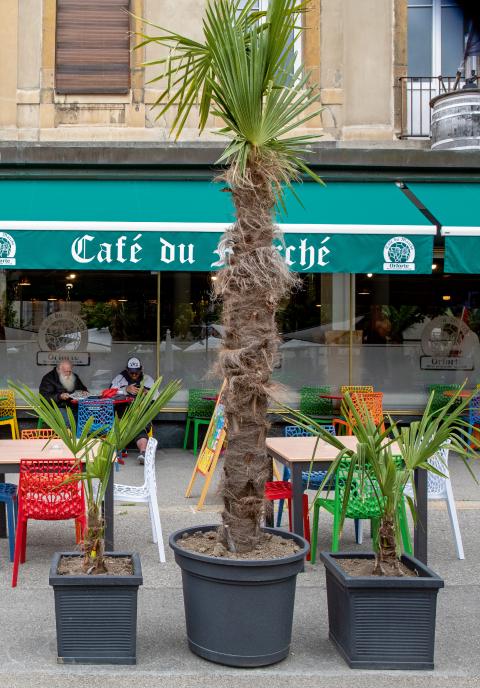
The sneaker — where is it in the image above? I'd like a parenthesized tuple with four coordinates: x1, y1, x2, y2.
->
(137, 453, 145, 465)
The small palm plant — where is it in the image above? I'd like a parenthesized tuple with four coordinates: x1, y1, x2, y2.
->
(283, 388, 479, 575)
(136, 0, 322, 553)
(11, 378, 181, 574)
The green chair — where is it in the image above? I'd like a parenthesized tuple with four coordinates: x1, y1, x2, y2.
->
(299, 386, 334, 420)
(427, 384, 462, 414)
(310, 459, 412, 564)
(183, 388, 217, 456)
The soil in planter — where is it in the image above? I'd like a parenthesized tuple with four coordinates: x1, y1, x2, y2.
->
(57, 555, 134, 576)
(338, 557, 419, 578)
(178, 529, 300, 559)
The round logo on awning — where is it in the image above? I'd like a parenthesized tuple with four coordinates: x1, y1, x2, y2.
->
(383, 236, 415, 271)
(0, 232, 16, 266)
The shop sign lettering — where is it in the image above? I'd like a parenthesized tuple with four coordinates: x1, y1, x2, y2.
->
(420, 356, 474, 371)
(71, 233, 195, 267)
(71, 234, 143, 264)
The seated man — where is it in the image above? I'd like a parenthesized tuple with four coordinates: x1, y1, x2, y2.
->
(39, 361, 88, 422)
(111, 357, 156, 464)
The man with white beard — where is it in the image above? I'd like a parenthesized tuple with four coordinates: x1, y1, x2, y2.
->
(39, 360, 88, 420)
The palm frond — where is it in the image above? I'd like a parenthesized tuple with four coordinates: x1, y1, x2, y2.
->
(134, 0, 322, 191)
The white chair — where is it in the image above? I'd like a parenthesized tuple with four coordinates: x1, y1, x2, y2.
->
(113, 437, 166, 562)
(405, 441, 464, 559)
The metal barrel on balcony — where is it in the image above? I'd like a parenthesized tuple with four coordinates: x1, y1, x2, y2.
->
(430, 89, 480, 150)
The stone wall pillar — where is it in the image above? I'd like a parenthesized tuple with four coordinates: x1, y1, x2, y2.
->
(0, 1, 19, 130)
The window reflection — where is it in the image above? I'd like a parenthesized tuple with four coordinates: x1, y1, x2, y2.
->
(0, 263, 478, 411)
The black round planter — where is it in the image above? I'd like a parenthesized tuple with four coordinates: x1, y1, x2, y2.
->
(169, 525, 309, 667)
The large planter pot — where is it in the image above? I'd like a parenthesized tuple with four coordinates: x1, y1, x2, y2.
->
(320, 551, 444, 670)
(49, 552, 142, 665)
(169, 525, 309, 667)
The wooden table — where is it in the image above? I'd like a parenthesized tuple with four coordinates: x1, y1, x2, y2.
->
(0, 439, 115, 551)
(443, 390, 475, 398)
(266, 435, 429, 565)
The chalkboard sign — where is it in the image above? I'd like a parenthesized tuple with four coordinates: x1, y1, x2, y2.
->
(185, 383, 226, 510)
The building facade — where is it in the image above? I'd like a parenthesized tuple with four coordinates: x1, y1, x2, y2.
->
(0, 0, 479, 418)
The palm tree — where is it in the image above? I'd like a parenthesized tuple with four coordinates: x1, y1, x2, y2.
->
(284, 389, 479, 574)
(12, 378, 181, 573)
(137, 0, 322, 552)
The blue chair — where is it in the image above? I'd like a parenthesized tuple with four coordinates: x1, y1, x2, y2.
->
(275, 424, 336, 527)
(276, 424, 362, 542)
(0, 483, 18, 562)
(468, 393, 480, 444)
(77, 399, 115, 438)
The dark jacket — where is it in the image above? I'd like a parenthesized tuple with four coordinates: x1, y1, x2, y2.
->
(39, 368, 87, 407)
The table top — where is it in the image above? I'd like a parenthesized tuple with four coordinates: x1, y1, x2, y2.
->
(443, 390, 475, 398)
(0, 439, 96, 465)
(266, 435, 400, 463)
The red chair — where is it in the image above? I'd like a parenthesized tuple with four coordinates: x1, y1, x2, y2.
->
(264, 480, 311, 560)
(12, 459, 86, 587)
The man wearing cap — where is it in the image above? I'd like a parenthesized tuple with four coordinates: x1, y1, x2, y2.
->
(111, 357, 156, 464)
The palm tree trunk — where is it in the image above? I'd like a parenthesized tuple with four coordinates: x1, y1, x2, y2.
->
(373, 514, 403, 575)
(82, 503, 107, 574)
(215, 160, 297, 553)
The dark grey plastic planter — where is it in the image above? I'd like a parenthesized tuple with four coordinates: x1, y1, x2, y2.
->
(320, 551, 444, 670)
(49, 552, 142, 665)
(169, 525, 309, 667)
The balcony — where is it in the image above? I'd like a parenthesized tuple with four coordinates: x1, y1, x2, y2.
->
(399, 75, 468, 138)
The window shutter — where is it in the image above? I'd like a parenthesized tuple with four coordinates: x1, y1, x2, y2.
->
(55, 0, 130, 94)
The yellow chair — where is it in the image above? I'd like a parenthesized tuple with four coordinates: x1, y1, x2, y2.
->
(0, 390, 20, 439)
(340, 385, 374, 394)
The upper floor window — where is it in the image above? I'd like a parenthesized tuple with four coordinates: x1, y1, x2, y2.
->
(237, 0, 302, 74)
(55, 0, 130, 95)
(408, 0, 466, 76)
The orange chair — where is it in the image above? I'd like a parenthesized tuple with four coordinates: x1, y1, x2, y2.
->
(12, 459, 86, 587)
(21, 428, 59, 440)
(349, 391, 385, 433)
(0, 390, 20, 439)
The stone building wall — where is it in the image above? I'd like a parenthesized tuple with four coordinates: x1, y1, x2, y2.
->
(0, 0, 408, 144)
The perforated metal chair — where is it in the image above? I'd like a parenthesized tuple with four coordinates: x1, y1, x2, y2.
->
(299, 386, 334, 420)
(274, 424, 336, 527)
(311, 459, 412, 564)
(427, 384, 462, 415)
(113, 437, 165, 562)
(275, 424, 363, 541)
(0, 390, 20, 439)
(0, 483, 17, 562)
(182, 388, 217, 456)
(468, 393, 480, 446)
(76, 398, 115, 438)
(21, 428, 59, 440)
(404, 441, 464, 559)
(347, 391, 385, 434)
(12, 458, 86, 587)
(340, 385, 374, 395)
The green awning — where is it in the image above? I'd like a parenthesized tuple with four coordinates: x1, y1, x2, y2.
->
(408, 182, 480, 273)
(0, 179, 435, 273)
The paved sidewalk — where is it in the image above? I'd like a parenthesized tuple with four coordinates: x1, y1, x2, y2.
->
(1, 448, 480, 688)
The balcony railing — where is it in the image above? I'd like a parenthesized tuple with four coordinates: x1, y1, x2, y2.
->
(399, 75, 467, 138)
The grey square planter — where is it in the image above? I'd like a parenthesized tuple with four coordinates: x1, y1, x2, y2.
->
(49, 552, 143, 665)
(320, 551, 444, 670)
